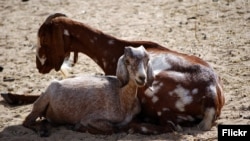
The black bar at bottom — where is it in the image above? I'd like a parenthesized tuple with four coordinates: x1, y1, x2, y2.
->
(218, 125, 250, 141)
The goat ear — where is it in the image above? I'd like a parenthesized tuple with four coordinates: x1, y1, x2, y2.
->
(52, 25, 66, 71)
(124, 47, 132, 57)
(146, 60, 155, 87)
(116, 55, 129, 87)
(37, 20, 66, 72)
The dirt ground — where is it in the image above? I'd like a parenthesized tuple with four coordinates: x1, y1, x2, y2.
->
(0, 0, 249, 140)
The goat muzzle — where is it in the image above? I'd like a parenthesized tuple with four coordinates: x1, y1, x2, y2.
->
(135, 76, 146, 87)
(36, 56, 53, 74)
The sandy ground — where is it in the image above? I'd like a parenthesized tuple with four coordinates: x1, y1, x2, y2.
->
(0, 0, 249, 140)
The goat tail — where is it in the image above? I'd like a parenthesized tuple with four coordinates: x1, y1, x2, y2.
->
(44, 13, 67, 24)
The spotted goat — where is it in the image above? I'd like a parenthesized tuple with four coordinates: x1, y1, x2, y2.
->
(3, 13, 224, 134)
(23, 46, 154, 136)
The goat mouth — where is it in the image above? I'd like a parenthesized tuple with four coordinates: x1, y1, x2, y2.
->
(38, 66, 53, 74)
(135, 79, 146, 87)
(36, 56, 65, 74)
(36, 57, 53, 74)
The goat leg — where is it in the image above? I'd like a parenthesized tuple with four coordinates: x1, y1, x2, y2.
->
(86, 119, 115, 135)
(38, 119, 51, 137)
(72, 123, 87, 133)
(23, 113, 51, 137)
(73, 51, 78, 65)
(23, 113, 42, 134)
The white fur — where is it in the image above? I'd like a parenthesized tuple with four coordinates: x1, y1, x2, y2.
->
(151, 54, 172, 75)
(141, 126, 148, 132)
(157, 111, 162, 116)
(192, 88, 199, 95)
(64, 29, 70, 36)
(208, 85, 217, 98)
(152, 96, 159, 103)
(172, 84, 193, 112)
(108, 39, 115, 45)
(36, 36, 46, 65)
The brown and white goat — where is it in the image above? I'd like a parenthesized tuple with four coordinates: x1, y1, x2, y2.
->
(23, 46, 154, 136)
(4, 13, 224, 134)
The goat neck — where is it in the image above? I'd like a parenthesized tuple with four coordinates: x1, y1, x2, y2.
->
(53, 17, 124, 75)
(52, 17, 169, 75)
(119, 78, 140, 118)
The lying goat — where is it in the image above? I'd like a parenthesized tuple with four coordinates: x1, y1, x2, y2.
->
(23, 46, 154, 136)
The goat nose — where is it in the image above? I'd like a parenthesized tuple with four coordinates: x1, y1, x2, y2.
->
(138, 76, 146, 82)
